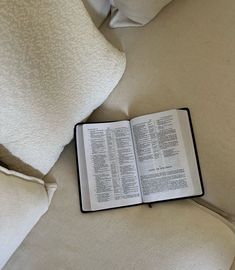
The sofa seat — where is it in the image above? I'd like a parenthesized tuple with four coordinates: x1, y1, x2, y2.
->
(90, 0, 235, 220)
(4, 0, 235, 269)
(4, 141, 235, 270)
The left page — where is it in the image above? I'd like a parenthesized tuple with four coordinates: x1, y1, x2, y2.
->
(82, 121, 142, 211)
(76, 125, 92, 212)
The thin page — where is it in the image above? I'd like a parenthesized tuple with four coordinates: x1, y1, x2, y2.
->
(83, 121, 142, 211)
(130, 110, 200, 203)
(76, 125, 91, 211)
(177, 110, 202, 195)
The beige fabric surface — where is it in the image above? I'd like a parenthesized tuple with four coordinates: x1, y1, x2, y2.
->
(82, 0, 111, 27)
(88, 0, 235, 220)
(0, 166, 57, 269)
(4, 142, 235, 270)
(82, 0, 172, 28)
(0, 0, 125, 177)
(231, 259, 235, 270)
(109, 0, 172, 28)
(3, 0, 235, 268)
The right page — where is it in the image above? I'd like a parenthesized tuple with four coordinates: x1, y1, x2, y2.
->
(130, 109, 203, 203)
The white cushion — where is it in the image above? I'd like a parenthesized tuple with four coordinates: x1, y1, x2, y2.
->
(4, 142, 235, 270)
(109, 0, 172, 28)
(0, 0, 126, 176)
(0, 166, 57, 269)
(82, 0, 111, 27)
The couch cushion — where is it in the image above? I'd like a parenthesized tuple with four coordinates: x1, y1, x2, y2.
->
(109, 0, 173, 28)
(88, 0, 235, 220)
(0, 166, 56, 269)
(3, 141, 235, 270)
(0, 0, 125, 177)
(82, 0, 111, 27)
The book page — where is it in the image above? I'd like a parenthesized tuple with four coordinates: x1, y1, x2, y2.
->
(130, 110, 202, 203)
(76, 125, 91, 211)
(177, 110, 202, 195)
(82, 121, 141, 211)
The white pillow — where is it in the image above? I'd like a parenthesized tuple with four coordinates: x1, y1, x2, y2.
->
(0, 0, 126, 176)
(109, 0, 173, 28)
(0, 166, 57, 269)
(82, 0, 111, 27)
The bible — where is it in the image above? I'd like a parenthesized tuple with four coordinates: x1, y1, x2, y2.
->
(75, 108, 203, 212)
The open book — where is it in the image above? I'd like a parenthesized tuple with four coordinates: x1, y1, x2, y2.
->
(75, 109, 203, 212)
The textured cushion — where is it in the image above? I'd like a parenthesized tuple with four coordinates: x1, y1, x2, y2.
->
(89, 0, 235, 221)
(3, 142, 235, 270)
(109, 0, 172, 28)
(0, 0, 126, 177)
(0, 166, 57, 269)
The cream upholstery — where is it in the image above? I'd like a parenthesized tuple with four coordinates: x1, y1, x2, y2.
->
(0, 166, 56, 269)
(89, 0, 235, 220)
(109, 0, 173, 27)
(3, 0, 235, 269)
(3, 142, 235, 270)
(0, 0, 125, 177)
(82, 0, 111, 27)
